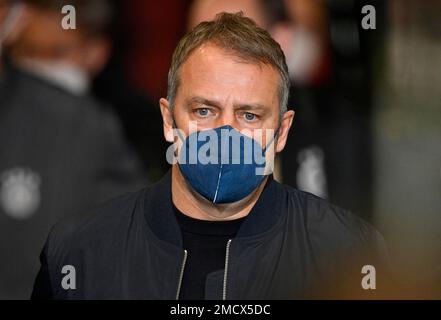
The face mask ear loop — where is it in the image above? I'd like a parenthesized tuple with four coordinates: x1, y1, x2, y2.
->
(170, 113, 190, 170)
(262, 125, 281, 156)
(171, 114, 186, 143)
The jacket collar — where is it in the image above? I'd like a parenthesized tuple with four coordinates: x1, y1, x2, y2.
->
(143, 169, 285, 248)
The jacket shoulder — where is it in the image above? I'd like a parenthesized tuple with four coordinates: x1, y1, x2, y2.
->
(281, 183, 385, 252)
(44, 189, 145, 259)
(279, 183, 391, 298)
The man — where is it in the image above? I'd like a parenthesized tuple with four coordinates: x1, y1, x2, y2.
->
(0, 0, 145, 299)
(32, 12, 390, 299)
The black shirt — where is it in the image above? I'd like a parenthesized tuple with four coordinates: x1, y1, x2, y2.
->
(174, 206, 245, 300)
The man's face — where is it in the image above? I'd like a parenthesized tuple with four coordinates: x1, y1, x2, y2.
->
(160, 42, 294, 154)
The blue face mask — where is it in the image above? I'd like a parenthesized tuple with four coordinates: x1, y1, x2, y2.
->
(176, 125, 277, 204)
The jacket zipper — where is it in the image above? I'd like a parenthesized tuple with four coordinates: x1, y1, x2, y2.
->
(175, 249, 188, 300)
(222, 239, 233, 300)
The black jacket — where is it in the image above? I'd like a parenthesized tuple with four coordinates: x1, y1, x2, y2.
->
(32, 171, 390, 299)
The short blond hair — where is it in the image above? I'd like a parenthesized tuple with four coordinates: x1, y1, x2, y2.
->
(167, 12, 290, 115)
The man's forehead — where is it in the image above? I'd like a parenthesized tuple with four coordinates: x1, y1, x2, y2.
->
(179, 43, 279, 93)
(183, 42, 268, 70)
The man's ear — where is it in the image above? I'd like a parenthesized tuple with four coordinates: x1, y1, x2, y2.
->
(275, 109, 295, 153)
(159, 98, 174, 143)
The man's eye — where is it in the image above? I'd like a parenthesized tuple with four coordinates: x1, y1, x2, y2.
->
(244, 112, 257, 121)
(195, 108, 210, 117)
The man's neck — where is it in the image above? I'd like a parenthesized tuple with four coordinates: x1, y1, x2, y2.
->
(171, 165, 268, 221)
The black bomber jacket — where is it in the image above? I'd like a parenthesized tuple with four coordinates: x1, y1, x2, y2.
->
(31, 170, 391, 299)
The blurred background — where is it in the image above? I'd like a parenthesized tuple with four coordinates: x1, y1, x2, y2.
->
(0, 0, 440, 299)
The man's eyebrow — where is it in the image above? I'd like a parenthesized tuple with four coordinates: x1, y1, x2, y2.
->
(234, 103, 269, 112)
(185, 96, 270, 112)
(186, 96, 222, 108)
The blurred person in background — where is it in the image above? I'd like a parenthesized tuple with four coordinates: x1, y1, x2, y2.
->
(0, 0, 146, 299)
(271, 0, 373, 223)
(9, 0, 111, 96)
